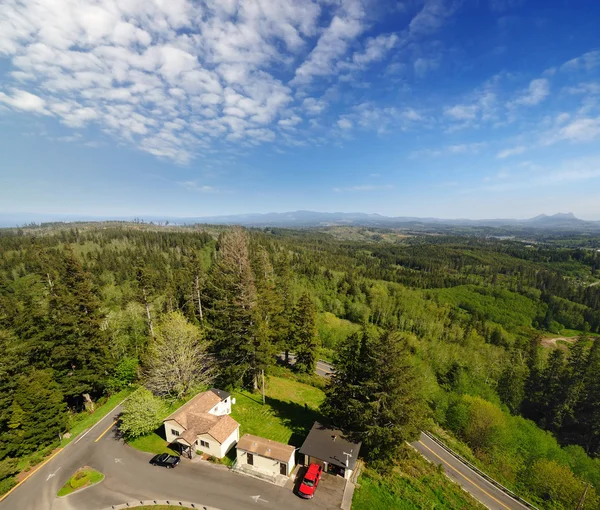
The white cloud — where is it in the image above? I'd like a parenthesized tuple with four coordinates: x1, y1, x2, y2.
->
(445, 104, 478, 120)
(414, 56, 440, 77)
(511, 78, 550, 107)
(0, 89, 48, 113)
(178, 181, 217, 192)
(0, 0, 326, 161)
(561, 50, 600, 73)
(409, 0, 462, 36)
(337, 118, 353, 130)
(293, 1, 366, 84)
(412, 142, 486, 158)
(497, 145, 526, 158)
(550, 117, 600, 143)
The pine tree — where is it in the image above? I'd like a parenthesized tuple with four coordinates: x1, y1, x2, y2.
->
(6, 370, 67, 456)
(498, 350, 528, 414)
(48, 246, 110, 398)
(322, 329, 426, 461)
(291, 293, 319, 374)
(574, 339, 600, 454)
(205, 229, 262, 389)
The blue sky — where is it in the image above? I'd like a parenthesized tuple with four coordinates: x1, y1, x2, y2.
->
(1, 0, 600, 221)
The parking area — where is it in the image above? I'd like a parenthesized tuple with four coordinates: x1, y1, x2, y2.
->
(289, 466, 346, 510)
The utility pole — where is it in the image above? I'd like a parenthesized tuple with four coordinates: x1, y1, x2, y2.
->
(262, 369, 266, 405)
(576, 483, 590, 510)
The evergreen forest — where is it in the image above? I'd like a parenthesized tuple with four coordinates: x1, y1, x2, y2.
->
(1, 223, 600, 508)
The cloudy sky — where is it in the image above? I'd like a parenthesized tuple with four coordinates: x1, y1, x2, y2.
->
(1, 0, 600, 220)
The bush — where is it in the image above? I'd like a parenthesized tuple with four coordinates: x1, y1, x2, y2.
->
(70, 471, 90, 489)
(0, 476, 17, 496)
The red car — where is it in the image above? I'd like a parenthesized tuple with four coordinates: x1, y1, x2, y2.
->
(298, 463, 323, 499)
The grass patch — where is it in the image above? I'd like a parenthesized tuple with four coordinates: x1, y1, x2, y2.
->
(127, 431, 175, 456)
(352, 448, 486, 510)
(57, 466, 104, 497)
(231, 375, 325, 446)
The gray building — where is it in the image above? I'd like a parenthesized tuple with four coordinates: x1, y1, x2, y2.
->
(299, 422, 361, 480)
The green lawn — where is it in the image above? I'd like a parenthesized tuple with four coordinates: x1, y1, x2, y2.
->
(352, 448, 486, 510)
(57, 466, 104, 497)
(231, 375, 325, 446)
(127, 431, 176, 456)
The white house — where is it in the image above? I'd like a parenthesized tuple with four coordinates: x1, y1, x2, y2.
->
(163, 388, 239, 459)
(236, 434, 296, 478)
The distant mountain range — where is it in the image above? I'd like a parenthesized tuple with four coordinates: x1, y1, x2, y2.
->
(2, 211, 600, 232)
(176, 211, 600, 231)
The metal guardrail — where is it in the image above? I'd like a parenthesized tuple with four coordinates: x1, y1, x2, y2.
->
(422, 431, 539, 510)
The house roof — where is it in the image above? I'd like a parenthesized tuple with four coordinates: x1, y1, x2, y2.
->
(299, 422, 361, 471)
(210, 388, 230, 400)
(164, 391, 223, 427)
(237, 434, 296, 463)
(164, 389, 239, 445)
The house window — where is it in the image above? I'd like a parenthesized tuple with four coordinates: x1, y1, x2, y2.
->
(171, 429, 180, 436)
(200, 440, 210, 448)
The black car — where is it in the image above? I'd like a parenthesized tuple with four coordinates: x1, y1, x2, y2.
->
(150, 453, 181, 468)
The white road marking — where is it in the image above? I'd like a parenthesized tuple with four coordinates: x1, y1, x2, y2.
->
(251, 495, 269, 503)
(114, 458, 122, 463)
(46, 467, 61, 481)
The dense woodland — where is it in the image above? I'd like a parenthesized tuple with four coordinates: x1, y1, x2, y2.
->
(1, 224, 600, 508)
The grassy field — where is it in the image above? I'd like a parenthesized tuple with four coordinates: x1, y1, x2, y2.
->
(57, 466, 104, 497)
(231, 375, 325, 446)
(353, 448, 486, 510)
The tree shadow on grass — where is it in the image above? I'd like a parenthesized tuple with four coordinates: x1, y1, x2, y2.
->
(265, 396, 327, 447)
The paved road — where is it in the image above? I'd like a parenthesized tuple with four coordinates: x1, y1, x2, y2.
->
(280, 353, 334, 377)
(0, 405, 321, 510)
(413, 433, 531, 510)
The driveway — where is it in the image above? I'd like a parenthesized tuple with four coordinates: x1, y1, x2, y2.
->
(0, 406, 327, 510)
(290, 466, 344, 510)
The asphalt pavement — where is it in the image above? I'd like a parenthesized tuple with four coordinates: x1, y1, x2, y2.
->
(0, 405, 317, 510)
(413, 433, 531, 510)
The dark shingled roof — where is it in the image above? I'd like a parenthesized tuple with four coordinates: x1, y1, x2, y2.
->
(299, 422, 361, 471)
(210, 388, 231, 400)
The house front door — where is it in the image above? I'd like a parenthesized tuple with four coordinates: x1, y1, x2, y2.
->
(247, 453, 254, 466)
(280, 463, 287, 475)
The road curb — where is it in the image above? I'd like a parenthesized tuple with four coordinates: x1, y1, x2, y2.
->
(99, 500, 220, 510)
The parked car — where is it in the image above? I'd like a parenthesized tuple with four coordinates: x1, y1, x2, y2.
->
(150, 453, 181, 468)
(298, 463, 323, 499)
